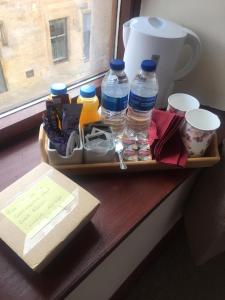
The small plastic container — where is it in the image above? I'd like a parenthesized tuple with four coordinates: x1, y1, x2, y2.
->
(77, 85, 101, 128)
(82, 128, 115, 164)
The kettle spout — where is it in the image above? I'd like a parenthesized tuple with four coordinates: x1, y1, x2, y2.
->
(123, 19, 132, 48)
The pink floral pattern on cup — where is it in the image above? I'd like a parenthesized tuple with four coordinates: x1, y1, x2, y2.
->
(181, 109, 220, 157)
(181, 122, 214, 157)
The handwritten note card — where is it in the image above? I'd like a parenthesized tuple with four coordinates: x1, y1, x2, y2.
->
(2, 176, 74, 237)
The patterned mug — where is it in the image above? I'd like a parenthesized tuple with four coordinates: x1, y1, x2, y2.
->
(181, 109, 220, 157)
(167, 93, 200, 116)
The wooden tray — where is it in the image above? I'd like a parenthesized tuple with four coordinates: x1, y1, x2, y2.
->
(39, 125, 220, 175)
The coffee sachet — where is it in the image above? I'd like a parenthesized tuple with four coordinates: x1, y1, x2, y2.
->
(62, 103, 83, 135)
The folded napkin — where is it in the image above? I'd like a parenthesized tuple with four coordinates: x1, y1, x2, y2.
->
(148, 108, 187, 167)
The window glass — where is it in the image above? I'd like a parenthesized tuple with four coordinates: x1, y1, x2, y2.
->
(82, 12, 91, 61)
(0, 61, 7, 93)
(0, 0, 116, 114)
(50, 18, 66, 37)
(50, 18, 68, 62)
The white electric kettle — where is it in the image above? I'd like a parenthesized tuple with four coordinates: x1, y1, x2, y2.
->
(123, 17, 201, 108)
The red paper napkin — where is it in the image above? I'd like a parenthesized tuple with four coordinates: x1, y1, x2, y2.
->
(148, 108, 187, 167)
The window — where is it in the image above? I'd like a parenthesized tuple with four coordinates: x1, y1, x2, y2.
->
(0, 21, 8, 46)
(0, 0, 142, 142)
(0, 0, 117, 115)
(50, 18, 68, 63)
(0, 61, 7, 94)
(82, 11, 91, 61)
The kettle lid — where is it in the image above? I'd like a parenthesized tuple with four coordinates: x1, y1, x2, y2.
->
(130, 16, 186, 38)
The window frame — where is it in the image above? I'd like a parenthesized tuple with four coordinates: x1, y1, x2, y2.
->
(0, 0, 141, 144)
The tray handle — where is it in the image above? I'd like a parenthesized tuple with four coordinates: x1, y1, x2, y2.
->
(38, 124, 49, 163)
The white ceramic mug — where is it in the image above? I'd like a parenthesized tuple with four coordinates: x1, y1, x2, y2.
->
(167, 93, 200, 116)
(181, 109, 220, 157)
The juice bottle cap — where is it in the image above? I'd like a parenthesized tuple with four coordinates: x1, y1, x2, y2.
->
(80, 85, 96, 98)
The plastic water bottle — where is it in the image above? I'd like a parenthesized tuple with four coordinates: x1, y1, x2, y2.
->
(126, 60, 159, 134)
(101, 59, 129, 136)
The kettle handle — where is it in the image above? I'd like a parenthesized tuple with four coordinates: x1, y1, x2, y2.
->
(174, 28, 201, 80)
(123, 19, 133, 48)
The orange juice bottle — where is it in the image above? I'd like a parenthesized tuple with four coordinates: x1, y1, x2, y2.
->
(77, 85, 101, 127)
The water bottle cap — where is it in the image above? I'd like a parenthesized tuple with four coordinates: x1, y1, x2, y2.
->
(50, 83, 67, 95)
(110, 59, 125, 71)
(141, 60, 156, 72)
(80, 85, 96, 98)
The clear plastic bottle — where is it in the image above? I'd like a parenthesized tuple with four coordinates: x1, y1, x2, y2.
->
(101, 59, 129, 136)
(126, 60, 159, 134)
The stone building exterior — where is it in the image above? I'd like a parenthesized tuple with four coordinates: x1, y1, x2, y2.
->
(0, 0, 115, 113)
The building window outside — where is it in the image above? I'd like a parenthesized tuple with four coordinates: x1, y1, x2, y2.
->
(49, 18, 68, 63)
(82, 11, 91, 61)
(0, 21, 8, 46)
(0, 62, 7, 94)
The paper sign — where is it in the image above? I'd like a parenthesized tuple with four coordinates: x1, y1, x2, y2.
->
(2, 176, 74, 237)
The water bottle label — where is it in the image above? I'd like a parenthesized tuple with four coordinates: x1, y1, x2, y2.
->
(129, 92, 157, 111)
(101, 93, 128, 112)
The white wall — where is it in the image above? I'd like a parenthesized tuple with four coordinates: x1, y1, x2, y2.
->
(66, 173, 197, 300)
(141, 0, 225, 110)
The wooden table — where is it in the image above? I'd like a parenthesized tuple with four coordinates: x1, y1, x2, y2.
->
(0, 106, 224, 300)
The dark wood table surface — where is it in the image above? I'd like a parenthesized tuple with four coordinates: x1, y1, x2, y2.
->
(0, 107, 224, 300)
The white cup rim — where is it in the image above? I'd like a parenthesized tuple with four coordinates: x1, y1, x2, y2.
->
(168, 93, 200, 112)
(185, 109, 221, 131)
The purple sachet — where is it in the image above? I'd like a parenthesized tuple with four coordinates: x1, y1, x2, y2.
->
(43, 114, 68, 156)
